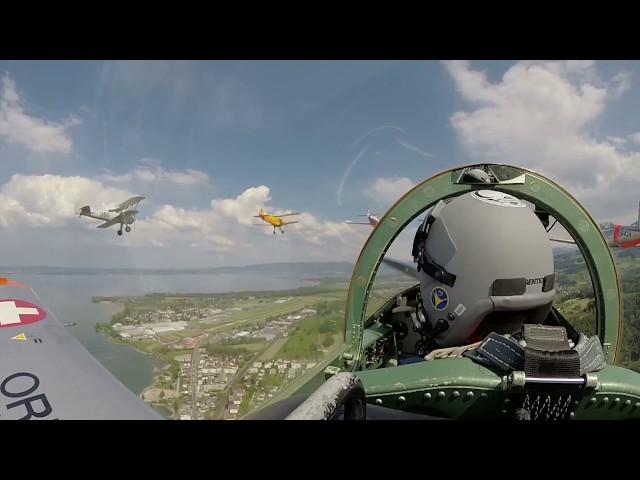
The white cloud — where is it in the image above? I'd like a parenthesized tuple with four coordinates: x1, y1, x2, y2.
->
(127, 205, 236, 251)
(0, 172, 367, 264)
(289, 212, 364, 246)
(607, 136, 626, 145)
(443, 60, 640, 222)
(628, 132, 640, 144)
(211, 185, 271, 225)
(364, 176, 416, 205)
(610, 72, 631, 99)
(1, 174, 134, 226)
(0, 74, 80, 154)
(102, 159, 208, 185)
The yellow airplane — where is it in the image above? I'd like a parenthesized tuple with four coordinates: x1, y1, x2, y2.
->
(252, 208, 300, 235)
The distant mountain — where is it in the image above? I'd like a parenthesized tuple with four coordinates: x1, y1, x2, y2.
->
(0, 262, 356, 277)
(5, 248, 630, 278)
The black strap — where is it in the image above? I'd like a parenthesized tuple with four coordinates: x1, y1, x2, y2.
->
(522, 325, 580, 377)
(463, 332, 524, 372)
(523, 324, 570, 352)
(412, 214, 457, 287)
(524, 348, 581, 378)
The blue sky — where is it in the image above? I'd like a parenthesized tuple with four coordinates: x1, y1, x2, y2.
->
(1, 60, 639, 268)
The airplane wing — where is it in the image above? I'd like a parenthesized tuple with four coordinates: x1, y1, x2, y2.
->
(0, 278, 161, 419)
(97, 215, 123, 229)
(345, 221, 371, 225)
(110, 196, 145, 213)
(283, 221, 299, 226)
(252, 224, 273, 226)
(549, 238, 577, 245)
(278, 212, 300, 217)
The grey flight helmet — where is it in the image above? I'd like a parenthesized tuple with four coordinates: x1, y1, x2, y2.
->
(412, 190, 556, 348)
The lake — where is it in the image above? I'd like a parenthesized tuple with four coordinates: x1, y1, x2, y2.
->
(8, 272, 318, 394)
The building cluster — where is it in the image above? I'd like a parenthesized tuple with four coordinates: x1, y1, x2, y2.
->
(222, 359, 318, 419)
(222, 307, 317, 342)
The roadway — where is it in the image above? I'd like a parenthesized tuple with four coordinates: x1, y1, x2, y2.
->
(189, 336, 207, 420)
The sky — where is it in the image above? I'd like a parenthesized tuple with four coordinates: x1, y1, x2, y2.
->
(1, 60, 639, 268)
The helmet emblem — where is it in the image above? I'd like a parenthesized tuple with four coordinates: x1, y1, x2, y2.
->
(431, 287, 449, 311)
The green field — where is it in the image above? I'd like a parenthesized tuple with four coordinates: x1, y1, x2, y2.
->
(554, 249, 640, 367)
(279, 300, 345, 360)
(257, 337, 289, 361)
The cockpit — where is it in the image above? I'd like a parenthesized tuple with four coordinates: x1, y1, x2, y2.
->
(322, 164, 638, 420)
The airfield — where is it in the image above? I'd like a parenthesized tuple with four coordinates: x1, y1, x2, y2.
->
(90, 248, 640, 419)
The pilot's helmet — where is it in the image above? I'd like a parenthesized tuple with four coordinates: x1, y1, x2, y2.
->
(412, 190, 556, 348)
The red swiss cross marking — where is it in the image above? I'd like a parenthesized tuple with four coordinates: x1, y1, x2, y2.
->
(0, 299, 47, 329)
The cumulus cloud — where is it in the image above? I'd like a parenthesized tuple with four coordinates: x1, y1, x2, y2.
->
(0, 174, 365, 262)
(443, 60, 640, 222)
(211, 185, 271, 225)
(607, 136, 627, 145)
(0, 74, 80, 154)
(1, 174, 134, 226)
(364, 176, 416, 205)
(127, 205, 236, 251)
(628, 132, 640, 144)
(102, 159, 209, 185)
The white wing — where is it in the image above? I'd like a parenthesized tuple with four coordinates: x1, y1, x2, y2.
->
(110, 196, 145, 213)
(97, 214, 123, 228)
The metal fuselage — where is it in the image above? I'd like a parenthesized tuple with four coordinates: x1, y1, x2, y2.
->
(601, 223, 640, 248)
(367, 214, 380, 227)
(82, 210, 137, 226)
(256, 209, 297, 235)
(345, 212, 380, 228)
(258, 211, 286, 228)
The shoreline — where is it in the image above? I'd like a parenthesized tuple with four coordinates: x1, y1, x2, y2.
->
(91, 279, 350, 418)
(94, 300, 167, 397)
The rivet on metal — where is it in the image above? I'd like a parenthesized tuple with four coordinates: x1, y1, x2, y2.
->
(504, 398, 511, 405)
(424, 393, 432, 400)
(589, 397, 597, 404)
(466, 391, 474, 398)
(569, 412, 575, 419)
(375, 398, 382, 405)
(452, 391, 460, 398)
(602, 397, 609, 403)
(614, 398, 621, 404)
(438, 391, 446, 398)
(480, 393, 487, 399)
(625, 400, 631, 406)
(398, 396, 406, 403)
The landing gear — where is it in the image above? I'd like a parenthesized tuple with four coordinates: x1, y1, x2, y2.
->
(281, 229, 284, 235)
(125, 226, 131, 233)
(117, 229, 123, 236)
(273, 228, 276, 235)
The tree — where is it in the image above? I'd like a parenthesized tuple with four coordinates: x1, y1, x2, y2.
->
(322, 335, 334, 348)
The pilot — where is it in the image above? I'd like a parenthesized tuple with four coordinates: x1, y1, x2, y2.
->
(411, 189, 557, 360)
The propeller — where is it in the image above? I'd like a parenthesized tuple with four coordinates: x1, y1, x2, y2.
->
(381, 257, 421, 280)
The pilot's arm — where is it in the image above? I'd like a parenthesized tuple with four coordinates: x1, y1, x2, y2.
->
(424, 341, 482, 361)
